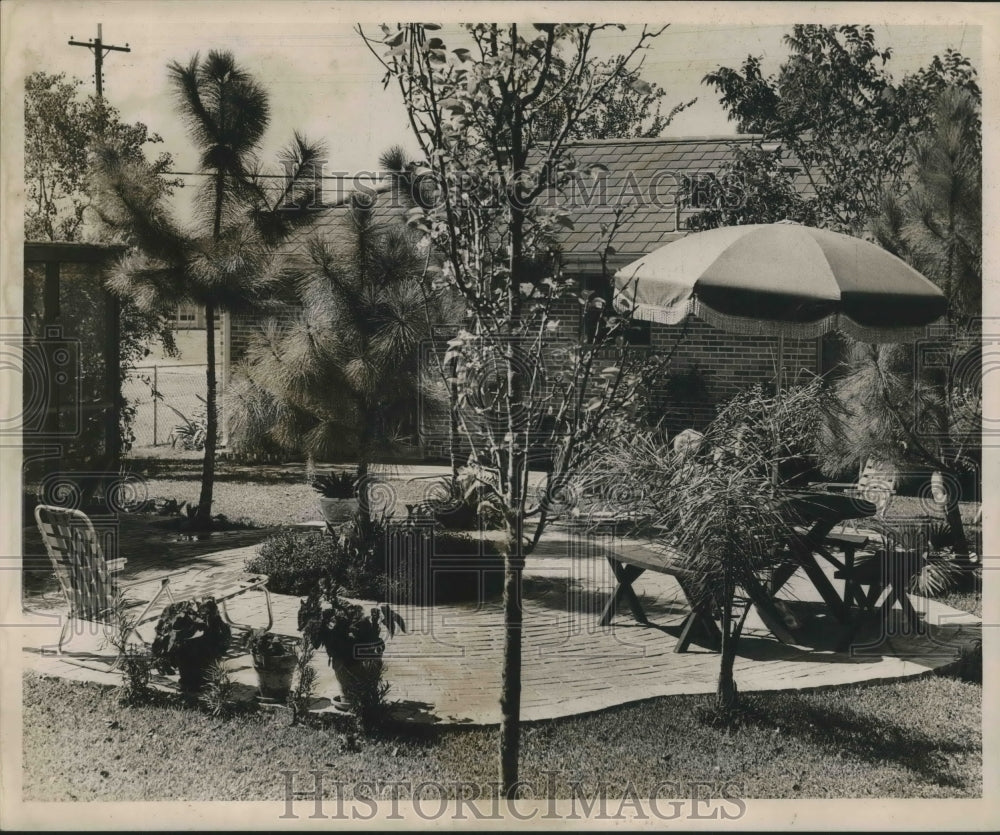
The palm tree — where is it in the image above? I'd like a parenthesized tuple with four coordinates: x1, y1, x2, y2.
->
(95, 51, 324, 526)
(230, 193, 458, 494)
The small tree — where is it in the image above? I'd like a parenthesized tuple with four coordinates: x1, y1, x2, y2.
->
(96, 51, 324, 526)
(362, 21, 693, 795)
(583, 381, 828, 711)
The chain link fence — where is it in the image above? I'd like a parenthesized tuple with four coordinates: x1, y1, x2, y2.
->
(122, 363, 227, 451)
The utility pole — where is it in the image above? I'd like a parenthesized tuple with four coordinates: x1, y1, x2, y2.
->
(66, 23, 131, 467)
(68, 23, 130, 99)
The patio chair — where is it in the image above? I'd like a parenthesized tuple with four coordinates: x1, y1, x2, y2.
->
(34, 504, 177, 655)
(812, 458, 898, 529)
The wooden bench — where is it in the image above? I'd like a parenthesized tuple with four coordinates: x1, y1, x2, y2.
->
(599, 537, 796, 652)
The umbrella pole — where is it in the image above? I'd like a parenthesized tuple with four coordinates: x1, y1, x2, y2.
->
(771, 335, 785, 486)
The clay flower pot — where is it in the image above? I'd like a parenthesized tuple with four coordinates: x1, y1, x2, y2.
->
(253, 651, 298, 702)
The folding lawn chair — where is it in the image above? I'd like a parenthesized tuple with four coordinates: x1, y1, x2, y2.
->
(804, 458, 899, 573)
(34, 504, 179, 657)
(812, 459, 898, 532)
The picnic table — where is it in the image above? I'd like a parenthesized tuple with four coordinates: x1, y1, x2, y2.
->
(595, 489, 884, 653)
(771, 490, 879, 624)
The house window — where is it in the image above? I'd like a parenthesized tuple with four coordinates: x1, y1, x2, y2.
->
(174, 304, 201, 328)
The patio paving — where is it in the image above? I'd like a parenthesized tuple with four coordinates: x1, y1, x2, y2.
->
(20, 526, 981, 725)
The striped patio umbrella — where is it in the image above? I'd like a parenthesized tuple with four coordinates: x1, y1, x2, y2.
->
(612, 224, 947, 378)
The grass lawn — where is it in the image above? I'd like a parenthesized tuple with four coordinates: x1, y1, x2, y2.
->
(23, 670, 979, 802)
(121, 456, 984, 533)
(123, 457, 440, 527)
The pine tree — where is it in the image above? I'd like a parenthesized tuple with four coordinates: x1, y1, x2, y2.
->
(230, 192, 458, 490)
(825, 86, 982, 564)
(95, 51, 323, 526)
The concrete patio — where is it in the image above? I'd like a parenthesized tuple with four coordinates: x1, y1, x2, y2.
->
(20, 520, 981, 725)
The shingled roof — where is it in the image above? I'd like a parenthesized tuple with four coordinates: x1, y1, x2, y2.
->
(552, 135, 811, 276)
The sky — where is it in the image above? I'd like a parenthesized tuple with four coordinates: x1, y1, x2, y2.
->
(6, 1, 990, 217)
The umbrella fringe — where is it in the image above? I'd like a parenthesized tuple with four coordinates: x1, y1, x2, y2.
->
(617, 296, 942, 344)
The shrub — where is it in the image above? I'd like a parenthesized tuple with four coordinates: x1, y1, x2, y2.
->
(102, 592, 153, 706)
(224, 369, 289, 463)
(298, 586, 405, 735)
(287, 637, 318, 727)
(246, 530, 336, 596)
(943, 639, 982, 684)
(166, 398, 209, 451)
(115, 644, 153, 706)
(201, 661, 238, 718)
(415, 468, 505, 531)
(150, 599, 232, 693)
(248, 516, 397, 601)
(312, 471, 357, 499)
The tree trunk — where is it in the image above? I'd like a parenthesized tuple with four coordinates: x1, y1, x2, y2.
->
(197, 302, 218, 524)
(196, 164, 225, 527)
(944, 496, 972, 566)
(357, 415, 372, 524)
(499, 517, 524, 798)
(449, 371, 460, 483)
(716, 580, 739, 713)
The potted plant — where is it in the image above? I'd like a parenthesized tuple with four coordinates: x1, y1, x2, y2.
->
(150, 598, 231, 693)
(297, 585, 405, 730)
(312, 471, 358, 526)
(243, 628, 299, 702)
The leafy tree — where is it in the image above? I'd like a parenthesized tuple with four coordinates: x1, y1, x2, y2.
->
(694, 28, 982, 563)
(25, 71, 176, 242)
(95, 51, 323, 526)
(535, 57, 696, 140)
(25, 70, 182, 461)
(362, 21, 690, 796)
(229, 193, 459, 492)
(701, 26, 979, 235)
(684, 144, 818, 231)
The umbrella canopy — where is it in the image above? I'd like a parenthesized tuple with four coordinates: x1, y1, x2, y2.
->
(612, 223, 946, 342)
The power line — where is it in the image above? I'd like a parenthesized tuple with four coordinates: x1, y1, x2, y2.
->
(68, 23, 131, 99)
(166, 170, 385, 181)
